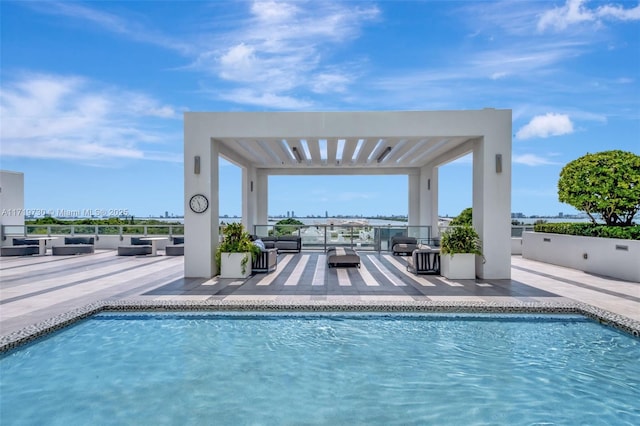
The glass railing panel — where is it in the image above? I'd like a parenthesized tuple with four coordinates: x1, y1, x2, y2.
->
(96, 226, 122, 236)
(1, 225, 27, 239)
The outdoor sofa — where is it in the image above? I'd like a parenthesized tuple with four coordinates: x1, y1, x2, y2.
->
(1, 238, 39, 256)
(165, 236, 184, 256)
(117, 237, 152, 256)
(52, 236, 95, 255)
(259, 235, 302, 253)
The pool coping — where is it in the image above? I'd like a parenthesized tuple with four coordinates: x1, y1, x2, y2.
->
(2, 299, 639, 353)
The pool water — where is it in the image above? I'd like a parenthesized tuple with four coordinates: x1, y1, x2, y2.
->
(1, 313, 639, 425)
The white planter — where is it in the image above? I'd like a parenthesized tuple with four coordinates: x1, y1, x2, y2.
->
(220, 252, 252, 279)
(441, 253, 476, 279)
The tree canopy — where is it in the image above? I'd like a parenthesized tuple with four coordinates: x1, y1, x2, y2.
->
(449, 207, 473, 226)
(274, 218, 304, 236)
(558, 150, 640, 226)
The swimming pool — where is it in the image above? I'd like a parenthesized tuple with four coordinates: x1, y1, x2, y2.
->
(1, 312, 639, 425)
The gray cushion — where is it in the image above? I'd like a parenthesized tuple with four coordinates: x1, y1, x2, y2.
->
(130, 237, 151, 246)
(166, 245, 184, 256)
(64, 237, 94, 245)
(117, 246, 152, 256)
(53, 245, 94, 255)
(13, 238, 39, 246)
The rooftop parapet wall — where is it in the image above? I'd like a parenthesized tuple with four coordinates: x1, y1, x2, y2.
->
(522, 232, 640, 282)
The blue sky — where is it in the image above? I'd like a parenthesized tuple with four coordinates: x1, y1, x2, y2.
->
(1, 0, 638, 218)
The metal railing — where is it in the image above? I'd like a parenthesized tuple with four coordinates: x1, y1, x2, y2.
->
(252, 224, 434, 252)
(2, 223, 533, 249)
(1, 224, 184, 240)
(511, 226, 534, 237)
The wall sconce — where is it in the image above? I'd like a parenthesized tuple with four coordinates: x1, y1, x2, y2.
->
(495, 154, 502, 174)
(427, 178, 431, 190)
(292, 147, 303, 163)
(250, 180, 254, 192)
(194, 156, 201, 174)
(377, 146, 392, 163)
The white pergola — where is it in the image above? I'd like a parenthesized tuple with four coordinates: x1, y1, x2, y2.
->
(184, 110, 512, 279)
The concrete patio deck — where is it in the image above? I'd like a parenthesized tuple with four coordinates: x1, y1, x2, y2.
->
(1, 250, 639, 343)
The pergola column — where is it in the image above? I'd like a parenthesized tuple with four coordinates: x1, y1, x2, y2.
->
(473, 131, 511, 279)
(242, 165, 258, 233)
(256, 169, 269, 228)
(184, 129, 219, 278)
(408, 173, 420, 227)
(419, 164, 438, 241)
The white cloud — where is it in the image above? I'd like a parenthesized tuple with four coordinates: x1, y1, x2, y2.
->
(513, 154, 562, 166)
(516, 113, 575, 140)
(251, 0, 298, 23)
(538, 0, 640, 32)
(195, 0, 379, 106)
(310, 72, 352, 94)
(217, 88, 312, 110)
(0, 73, 180, 162)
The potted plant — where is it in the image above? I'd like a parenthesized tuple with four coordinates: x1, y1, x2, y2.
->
(439, 225, 482, 279)
(216, 222, 260, 278)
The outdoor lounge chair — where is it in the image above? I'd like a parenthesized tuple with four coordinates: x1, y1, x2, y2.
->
(407, 247, 441, 275)
(252, 247, 277, 273)
(391, 236, 418, 256)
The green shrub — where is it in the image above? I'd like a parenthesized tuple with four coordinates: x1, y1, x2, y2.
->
(215, 223, 260, 275)
(534, 222, 640, 240)
(440, 225, 482, 256)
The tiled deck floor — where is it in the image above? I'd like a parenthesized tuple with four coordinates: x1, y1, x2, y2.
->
(1, 250, 639, 338)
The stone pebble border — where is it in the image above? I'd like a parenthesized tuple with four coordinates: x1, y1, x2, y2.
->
(2, 299, 639, 353)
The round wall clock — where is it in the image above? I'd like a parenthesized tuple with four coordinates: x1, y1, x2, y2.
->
(189, 194, 209, 213)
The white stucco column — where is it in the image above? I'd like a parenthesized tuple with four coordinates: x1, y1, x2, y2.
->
(243, 165, 258, 234)
(473, 130, 511, 279)
(419, 164, 438, 241)
(0, 171, 25, 233)
(408, 173, 419, 227)
(184, 121, 219, 278)
(256, 169, 269, 226)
